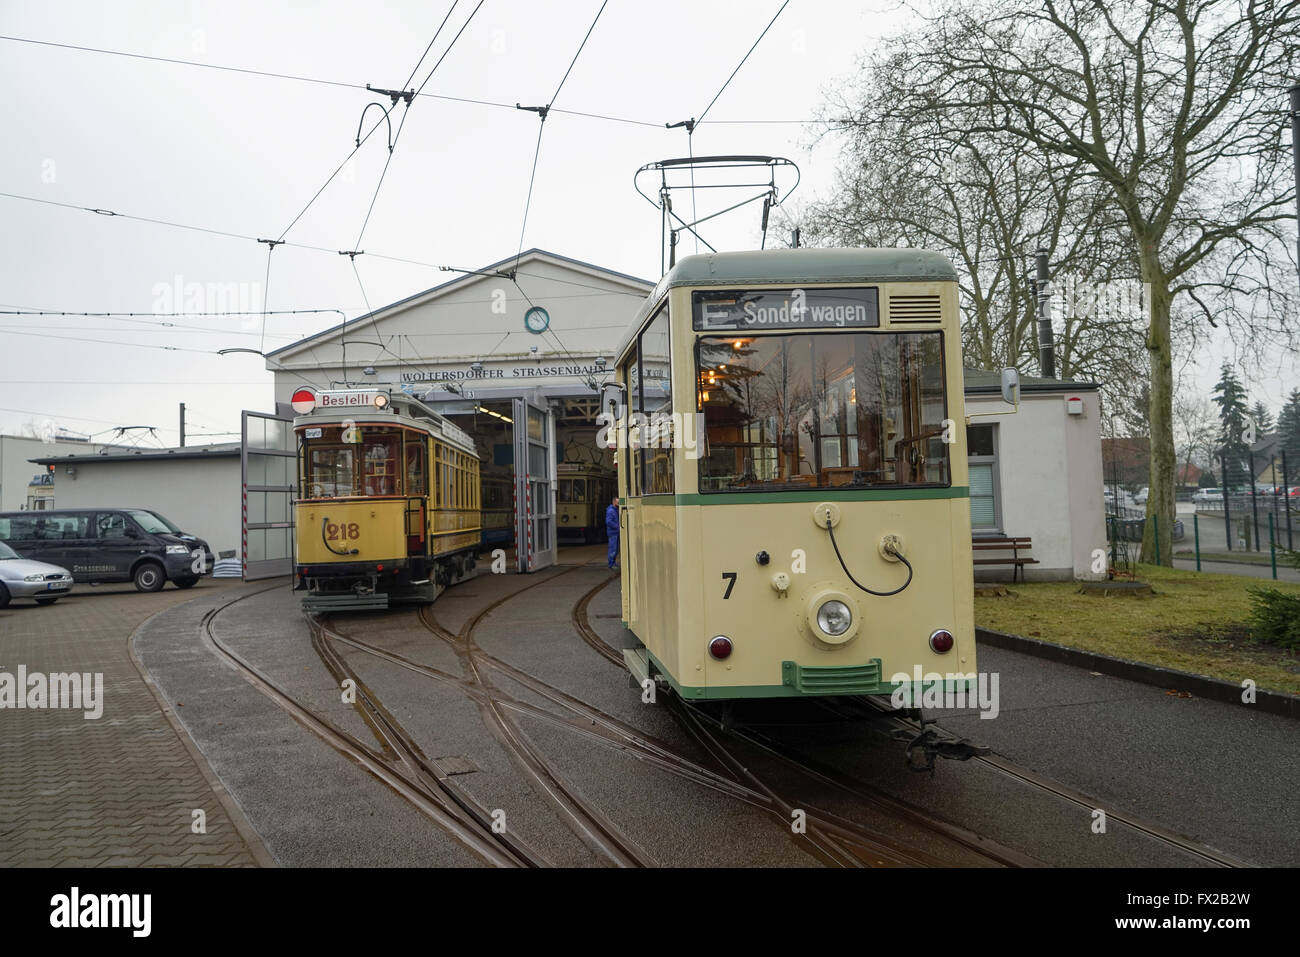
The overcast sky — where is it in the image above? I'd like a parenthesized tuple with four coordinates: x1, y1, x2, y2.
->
(2, 0, 1296, 448)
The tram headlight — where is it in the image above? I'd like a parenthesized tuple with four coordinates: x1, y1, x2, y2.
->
(816, 600, 852, 637)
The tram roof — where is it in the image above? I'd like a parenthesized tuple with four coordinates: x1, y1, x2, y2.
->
(663, 248, 957, 289)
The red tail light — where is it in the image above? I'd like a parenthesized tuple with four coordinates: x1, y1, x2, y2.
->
(930, 629, 954, 653)
(709, 635, 733, 659)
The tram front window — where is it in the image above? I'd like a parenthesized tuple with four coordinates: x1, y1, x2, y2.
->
(696, 332, 948, 491)
(303, 426, 404, 497)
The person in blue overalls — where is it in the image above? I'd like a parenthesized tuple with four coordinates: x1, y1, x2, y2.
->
(606, 496, 620, 570)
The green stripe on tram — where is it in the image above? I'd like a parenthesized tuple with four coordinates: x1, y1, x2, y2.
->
(644, 651, 976, 699)
(632, 487, 969, 506)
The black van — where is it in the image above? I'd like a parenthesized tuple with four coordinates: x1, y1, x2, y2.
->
(0, 508, 215, 592)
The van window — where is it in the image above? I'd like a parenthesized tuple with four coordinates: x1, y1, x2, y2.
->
(1, 515, 44, 540)
(96, 513, 131, 539)
(47, 515, 90, 539)
(127, 510, 177, 534)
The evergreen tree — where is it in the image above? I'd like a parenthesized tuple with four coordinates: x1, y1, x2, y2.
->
(1278, 389, 1300, 468)
(1211, 362, 1250, 481)
(1250, 400, 1274, 436)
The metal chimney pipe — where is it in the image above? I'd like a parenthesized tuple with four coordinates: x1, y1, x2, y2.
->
(1035, 247, 1056, 378)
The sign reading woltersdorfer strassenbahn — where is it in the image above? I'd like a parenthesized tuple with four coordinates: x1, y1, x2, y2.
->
(692, 287, 880, 331)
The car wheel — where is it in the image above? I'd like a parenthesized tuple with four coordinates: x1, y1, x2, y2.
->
(174, 576, 199, 589)
(0, 583, 9, 609)
(133, 563, 166, 593)
(34, 596, 59, 605)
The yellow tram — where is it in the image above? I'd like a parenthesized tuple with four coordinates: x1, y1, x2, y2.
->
(607, 249, 977, 712)
(557, 463, 617, 543)
(479, 472, 515, 548)
(292, 388, 480, 611)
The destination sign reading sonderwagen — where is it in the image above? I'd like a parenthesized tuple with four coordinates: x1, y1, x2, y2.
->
(692, 287, 880, 331)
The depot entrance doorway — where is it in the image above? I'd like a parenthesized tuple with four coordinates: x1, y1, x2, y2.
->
(439, 392, 614, 573)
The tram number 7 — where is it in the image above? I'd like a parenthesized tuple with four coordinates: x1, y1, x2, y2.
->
(721, 572, 737, 599)
(326, 522, 361, 541)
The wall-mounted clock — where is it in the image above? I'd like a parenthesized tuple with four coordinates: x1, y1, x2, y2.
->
(524, 306, 550, 334)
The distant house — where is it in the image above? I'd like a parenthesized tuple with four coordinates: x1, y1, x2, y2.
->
(1100, 436, 1150, 489)
(1252, 433, 1294, 484)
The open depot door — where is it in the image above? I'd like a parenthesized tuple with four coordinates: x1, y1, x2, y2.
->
(513, 397, 556, 572)
(241, 407, 295, 580)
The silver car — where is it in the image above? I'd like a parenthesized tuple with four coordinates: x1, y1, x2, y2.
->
(0, 540, 74, 607)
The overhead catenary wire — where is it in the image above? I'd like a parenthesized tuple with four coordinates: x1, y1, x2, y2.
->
(510, 0, 610, 274)
(0, 192, 653, 296)
(352, 0, 484, 250)
(0, 33, 813, 127)
(695, 0, 792, 127)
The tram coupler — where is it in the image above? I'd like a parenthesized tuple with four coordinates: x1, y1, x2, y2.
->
(892, 719, 990, 776)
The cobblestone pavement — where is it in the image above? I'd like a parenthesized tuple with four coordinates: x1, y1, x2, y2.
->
(0, 579, 273, 867)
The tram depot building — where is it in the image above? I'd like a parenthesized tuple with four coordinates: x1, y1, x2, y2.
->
(26, 249, 1105, 582)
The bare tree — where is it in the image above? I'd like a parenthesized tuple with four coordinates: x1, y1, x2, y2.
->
(837, 0, 1299, 565)
(805, 81, 1149, 397)
(1174, 391, 1220, 483)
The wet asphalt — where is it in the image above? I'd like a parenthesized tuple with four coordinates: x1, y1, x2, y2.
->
(133, 556, 1299, 868)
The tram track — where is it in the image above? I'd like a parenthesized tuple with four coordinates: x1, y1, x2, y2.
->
(840, 696, 1253, 868)
(414, 562, 655, 867)
(575, 581, 1251, 867)
(336, 597, 947, 865)
(569, 575, 1032, 867)
(199, 584, 538, 867)
(322, 563, 956, 865)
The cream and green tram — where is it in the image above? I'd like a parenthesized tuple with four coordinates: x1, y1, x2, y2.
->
(609, 249, 975, 707)
(292, 388, 481, 611)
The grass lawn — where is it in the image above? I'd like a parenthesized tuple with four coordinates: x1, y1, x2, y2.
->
(974, 564, 1300, 696)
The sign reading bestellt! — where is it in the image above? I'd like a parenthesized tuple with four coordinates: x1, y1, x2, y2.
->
(692, 287, 880, 331)
(318, 390, 387, 408)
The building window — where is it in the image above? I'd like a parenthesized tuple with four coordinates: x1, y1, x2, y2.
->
(967, 423, 1000, 533)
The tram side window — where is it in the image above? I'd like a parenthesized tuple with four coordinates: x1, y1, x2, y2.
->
(636, 304, 674, 495)
(405, 438, 427, 496)
(696, 331, 949, 491)
(363, 433, 400, 496)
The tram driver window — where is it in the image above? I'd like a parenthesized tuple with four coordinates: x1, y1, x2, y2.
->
(696, 331, 948, 491)
(636, 304, 674, 495)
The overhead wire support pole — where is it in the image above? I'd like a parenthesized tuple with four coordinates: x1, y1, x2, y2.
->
(1289, 83, 1300, 295)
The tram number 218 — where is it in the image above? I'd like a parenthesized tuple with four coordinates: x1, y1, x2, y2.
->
(326, 523, 361, 541)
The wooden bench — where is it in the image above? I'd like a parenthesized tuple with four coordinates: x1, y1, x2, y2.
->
(972, 535, 1039, 583)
